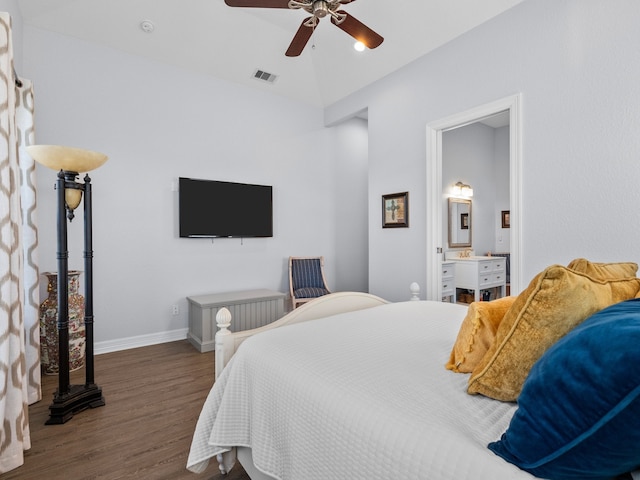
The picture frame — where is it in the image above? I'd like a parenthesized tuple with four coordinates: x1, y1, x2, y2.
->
(501, 210, 510, 228)
(460, 213, 469, 230)
(382, 192, 409, 228)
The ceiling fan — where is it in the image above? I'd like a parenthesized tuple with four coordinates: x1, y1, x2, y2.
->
(224, 0, 384, 57)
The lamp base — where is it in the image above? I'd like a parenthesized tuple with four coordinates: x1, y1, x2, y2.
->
(45, 383, 105, 425)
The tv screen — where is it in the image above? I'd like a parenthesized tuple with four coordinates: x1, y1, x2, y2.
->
(179, 177, 273, 238)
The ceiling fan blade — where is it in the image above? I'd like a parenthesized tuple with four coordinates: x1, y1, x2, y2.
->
(224, 0, 291, 8)
(331, 11, 383, 49)
(285, 19, 314, 57)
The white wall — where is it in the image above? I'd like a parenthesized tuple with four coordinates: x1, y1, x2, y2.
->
(326, 0, 640, 300)
(15, 23, 369, 348)
(493, 126, 510, 253)
(331, 117, 369, 292)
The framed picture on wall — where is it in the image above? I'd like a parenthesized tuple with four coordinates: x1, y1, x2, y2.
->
(382, 192, 409, 228)
(502, 210, 510, 228)
(460, 213, 469, 229)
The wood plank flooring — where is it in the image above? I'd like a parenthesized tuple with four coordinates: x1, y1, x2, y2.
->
(3, 340, 251, 480)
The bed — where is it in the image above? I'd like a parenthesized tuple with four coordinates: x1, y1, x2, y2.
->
(187, 276, 640, 480)
(187, 292, 535, 479)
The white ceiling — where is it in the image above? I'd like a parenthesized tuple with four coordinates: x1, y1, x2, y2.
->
(16, 0, 524, 108)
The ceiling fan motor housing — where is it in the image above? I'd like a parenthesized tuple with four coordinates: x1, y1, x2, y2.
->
(313, 0, 329, 18)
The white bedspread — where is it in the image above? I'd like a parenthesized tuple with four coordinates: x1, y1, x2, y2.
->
(187, 301, 537, 479)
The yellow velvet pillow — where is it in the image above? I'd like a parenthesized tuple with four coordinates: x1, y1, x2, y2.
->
(446, 296, 516, 373)
(467, 265, 640, 402)
(567, 258, 638, 280)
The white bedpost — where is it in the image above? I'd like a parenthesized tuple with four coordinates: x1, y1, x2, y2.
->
(410, 282, 421, 301)
(215, 307, 233, 380)
(214, 307, 238, 474)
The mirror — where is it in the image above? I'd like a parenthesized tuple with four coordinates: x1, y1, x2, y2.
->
(448, 198, 472, 248)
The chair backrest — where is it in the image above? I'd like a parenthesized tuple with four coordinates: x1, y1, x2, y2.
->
(290, 257, 326, 289)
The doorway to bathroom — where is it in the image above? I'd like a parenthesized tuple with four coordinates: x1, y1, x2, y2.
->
(425, 94, 523, 301)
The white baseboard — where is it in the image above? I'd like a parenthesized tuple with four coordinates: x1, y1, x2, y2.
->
(95, 328, 189, 355)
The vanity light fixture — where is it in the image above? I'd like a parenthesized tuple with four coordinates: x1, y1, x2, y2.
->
(453, 181, 473, 197)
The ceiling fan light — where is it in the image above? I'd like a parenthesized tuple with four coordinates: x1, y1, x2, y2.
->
(354, 41, 365, 52)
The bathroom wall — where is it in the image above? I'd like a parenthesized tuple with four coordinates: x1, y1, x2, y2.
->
(442, 122, 509, 255)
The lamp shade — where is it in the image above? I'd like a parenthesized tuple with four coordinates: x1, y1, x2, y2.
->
(26, 145, 108, 173)
(65, 189, 83, 210)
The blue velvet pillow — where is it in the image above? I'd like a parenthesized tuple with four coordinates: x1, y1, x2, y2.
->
(488, 298, 640, 480)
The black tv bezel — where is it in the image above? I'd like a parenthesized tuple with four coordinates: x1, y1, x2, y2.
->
(178, 177, 273, 238)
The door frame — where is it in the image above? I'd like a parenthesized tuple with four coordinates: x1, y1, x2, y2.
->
(425, 94, 523, 300)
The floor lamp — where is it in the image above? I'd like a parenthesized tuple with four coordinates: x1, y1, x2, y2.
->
(27, 144, 108, 424)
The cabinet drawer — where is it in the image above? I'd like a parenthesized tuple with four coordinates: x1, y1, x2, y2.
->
(478, 272, 506, 287)
(478, 273, 494, 287)
(441, 262, 455, 299)
(492, 272, 506, 284)
(478, 262, 493, 273)
(442, 281, 455, 296)
(442, 264, 455, 279)
(492, 259, 505, 273)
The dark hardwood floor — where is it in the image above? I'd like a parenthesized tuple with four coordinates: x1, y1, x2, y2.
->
(3, 340, 251, 480)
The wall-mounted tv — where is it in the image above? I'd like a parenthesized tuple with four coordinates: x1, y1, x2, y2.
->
(179, 177, 273, 238)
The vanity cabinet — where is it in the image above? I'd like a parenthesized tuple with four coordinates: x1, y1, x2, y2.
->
(441, 261, 456, 302)
(452, 257, 506, 302)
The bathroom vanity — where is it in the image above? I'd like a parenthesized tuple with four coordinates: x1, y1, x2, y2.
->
(445, 254, 507, 302)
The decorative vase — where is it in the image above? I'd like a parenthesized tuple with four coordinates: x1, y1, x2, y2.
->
(39, 271, 86, 375)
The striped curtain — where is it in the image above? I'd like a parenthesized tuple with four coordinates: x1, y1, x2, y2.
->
(0, 12, 40, 474)
(17, 78, 39, 406)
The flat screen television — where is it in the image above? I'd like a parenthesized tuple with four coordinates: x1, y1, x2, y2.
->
(179, 177, 273, 238)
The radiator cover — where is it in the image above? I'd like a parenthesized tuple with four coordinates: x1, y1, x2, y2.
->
(187, 289, 286, 353)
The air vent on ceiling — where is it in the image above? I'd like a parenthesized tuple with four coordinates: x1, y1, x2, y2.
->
(252, 69, 278, 84)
